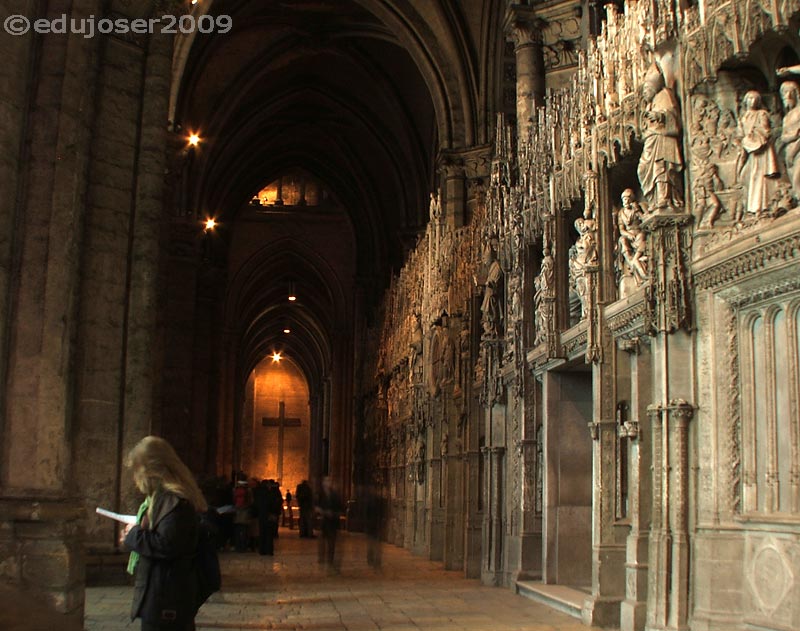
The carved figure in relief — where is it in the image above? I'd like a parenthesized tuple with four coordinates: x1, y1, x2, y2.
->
(480, 245, 503, 339)
(429, 190, 442, 223)
(638, 64, 684, 210)
(695, 162, 724, 227)
(780, 81, 800, 194)
(616, 189, 648, 283)
(533, 247, 554, 346)
(408, 313, 423, 383)
(568, 209, 597, 319)
(440, 335, 455, 386)
(735, 90, 781, 216)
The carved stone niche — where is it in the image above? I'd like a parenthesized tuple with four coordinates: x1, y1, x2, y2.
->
(688, 71, 794, 240)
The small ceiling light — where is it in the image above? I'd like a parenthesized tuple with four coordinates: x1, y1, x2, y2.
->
(188, 133, 201, 147)
(283, 328, 291, 334)
(204, 218, 217, 231)
(271, 352, 282, 363)
(191, 0, 199, 5)
(288, 280, 297, 302)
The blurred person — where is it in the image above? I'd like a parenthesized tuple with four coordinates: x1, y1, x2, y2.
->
(282, 489, 294, 528)
(363, 480, 385, 570)
(232, 475, 252, 552)
(253, 480, 274, 555)
(315, 476, 343, 573)
(296, 479, 314, 538)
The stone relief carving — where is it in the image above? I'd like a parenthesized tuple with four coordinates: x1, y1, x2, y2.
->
(357, 7, 800, 615)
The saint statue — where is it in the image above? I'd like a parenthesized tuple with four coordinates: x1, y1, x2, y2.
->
(617, 189, 647, 284)
(638, 63, 684, 210)
(480, 244, 503, 339)
(735, 90, 780, 216)
(780, 81, 800, 194)
(533, 248, 554, 346)
(429, 190, 442, 223)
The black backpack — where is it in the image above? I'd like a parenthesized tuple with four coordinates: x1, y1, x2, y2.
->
(196, 511, 221, 606)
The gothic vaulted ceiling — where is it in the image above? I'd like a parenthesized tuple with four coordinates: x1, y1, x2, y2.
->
(170, 0, 499, 388)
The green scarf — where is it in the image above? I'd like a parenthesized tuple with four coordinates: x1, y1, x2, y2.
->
(126, 496, 151, 575)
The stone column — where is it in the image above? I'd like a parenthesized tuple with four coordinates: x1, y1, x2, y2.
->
(642, 213, 694, 631)
(510, 366, 542, 581)
(0, 0, 101, 619)
(482, 444, 506, 585)
(584, 343, 626, 627)
(621, 339, 653, 631)
(667, 401, 694, 630)
(647, 403, 667, 630)
(440, 157, 467, 229)
(504, 5, 546, 138)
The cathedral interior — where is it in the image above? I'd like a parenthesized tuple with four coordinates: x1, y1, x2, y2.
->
(2, 0, 800, 629)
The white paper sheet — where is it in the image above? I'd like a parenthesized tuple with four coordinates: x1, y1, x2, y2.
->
(95, 507, 137, 524)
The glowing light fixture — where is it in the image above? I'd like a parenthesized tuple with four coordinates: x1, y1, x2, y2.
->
(191, 0, 199, 5)
(271, 352, 282, 363)
(288, 280, 297, 302)
(188, 133, 201, 147)
(283, 328, 291, 334)
(204, 217, 217, 231)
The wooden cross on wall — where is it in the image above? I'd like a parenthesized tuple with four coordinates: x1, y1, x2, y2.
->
(262, 401, 301, 484)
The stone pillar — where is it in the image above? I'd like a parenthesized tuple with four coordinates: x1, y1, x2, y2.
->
(621, 339, 653, 631)
(504, 5, 546, 138)
(667, 401, 694, 630)
(482, 444, 505, 585)
(440, 158, 467, 229)
(642, 214, 694, 631)
(0, 0, 101, 618)
(584, 344, 626, 627)
(516, 371, 543, 580)
(647, 403, 667, 629)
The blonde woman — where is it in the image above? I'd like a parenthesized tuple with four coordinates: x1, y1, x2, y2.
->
(121, 436, 207, 631)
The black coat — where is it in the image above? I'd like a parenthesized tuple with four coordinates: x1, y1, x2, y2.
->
(125, 492, 199, 626)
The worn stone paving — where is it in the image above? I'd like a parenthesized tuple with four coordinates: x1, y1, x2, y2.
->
(85, 528, 589, 631)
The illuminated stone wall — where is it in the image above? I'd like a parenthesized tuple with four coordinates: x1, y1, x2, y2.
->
(243, 358, 311, 495)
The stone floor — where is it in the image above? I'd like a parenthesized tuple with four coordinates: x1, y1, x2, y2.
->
(85, 528, 590, 631)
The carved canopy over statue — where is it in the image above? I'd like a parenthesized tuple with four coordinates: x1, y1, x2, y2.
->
(638, 63, 684, 211)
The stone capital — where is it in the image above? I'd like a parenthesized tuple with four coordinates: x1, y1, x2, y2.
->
(668, 399, 695, 424)
(503, 5, 544, 49)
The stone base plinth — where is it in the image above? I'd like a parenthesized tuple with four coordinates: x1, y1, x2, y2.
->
(0, 496, 85, 621)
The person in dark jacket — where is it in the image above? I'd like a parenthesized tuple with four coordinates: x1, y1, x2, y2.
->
(121, 436, 208, 631)
(295, 479, 314, 538)
(253, 480, 274, 555)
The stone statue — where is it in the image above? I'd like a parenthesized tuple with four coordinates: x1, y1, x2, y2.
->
(638, 63, 684, 210)
(429, 190, 442, 223)
(480, 245, 503, 339)
(695, 162, 724, 228)
(533, 247, 554, 346)
(617, 189, 648, 285)
(440, 335, 455, 385)
(568, 209, 597, 320)
(780, 81, 800, 194)
(408, 313, 423, 383)
(735, 90, 780, 216)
